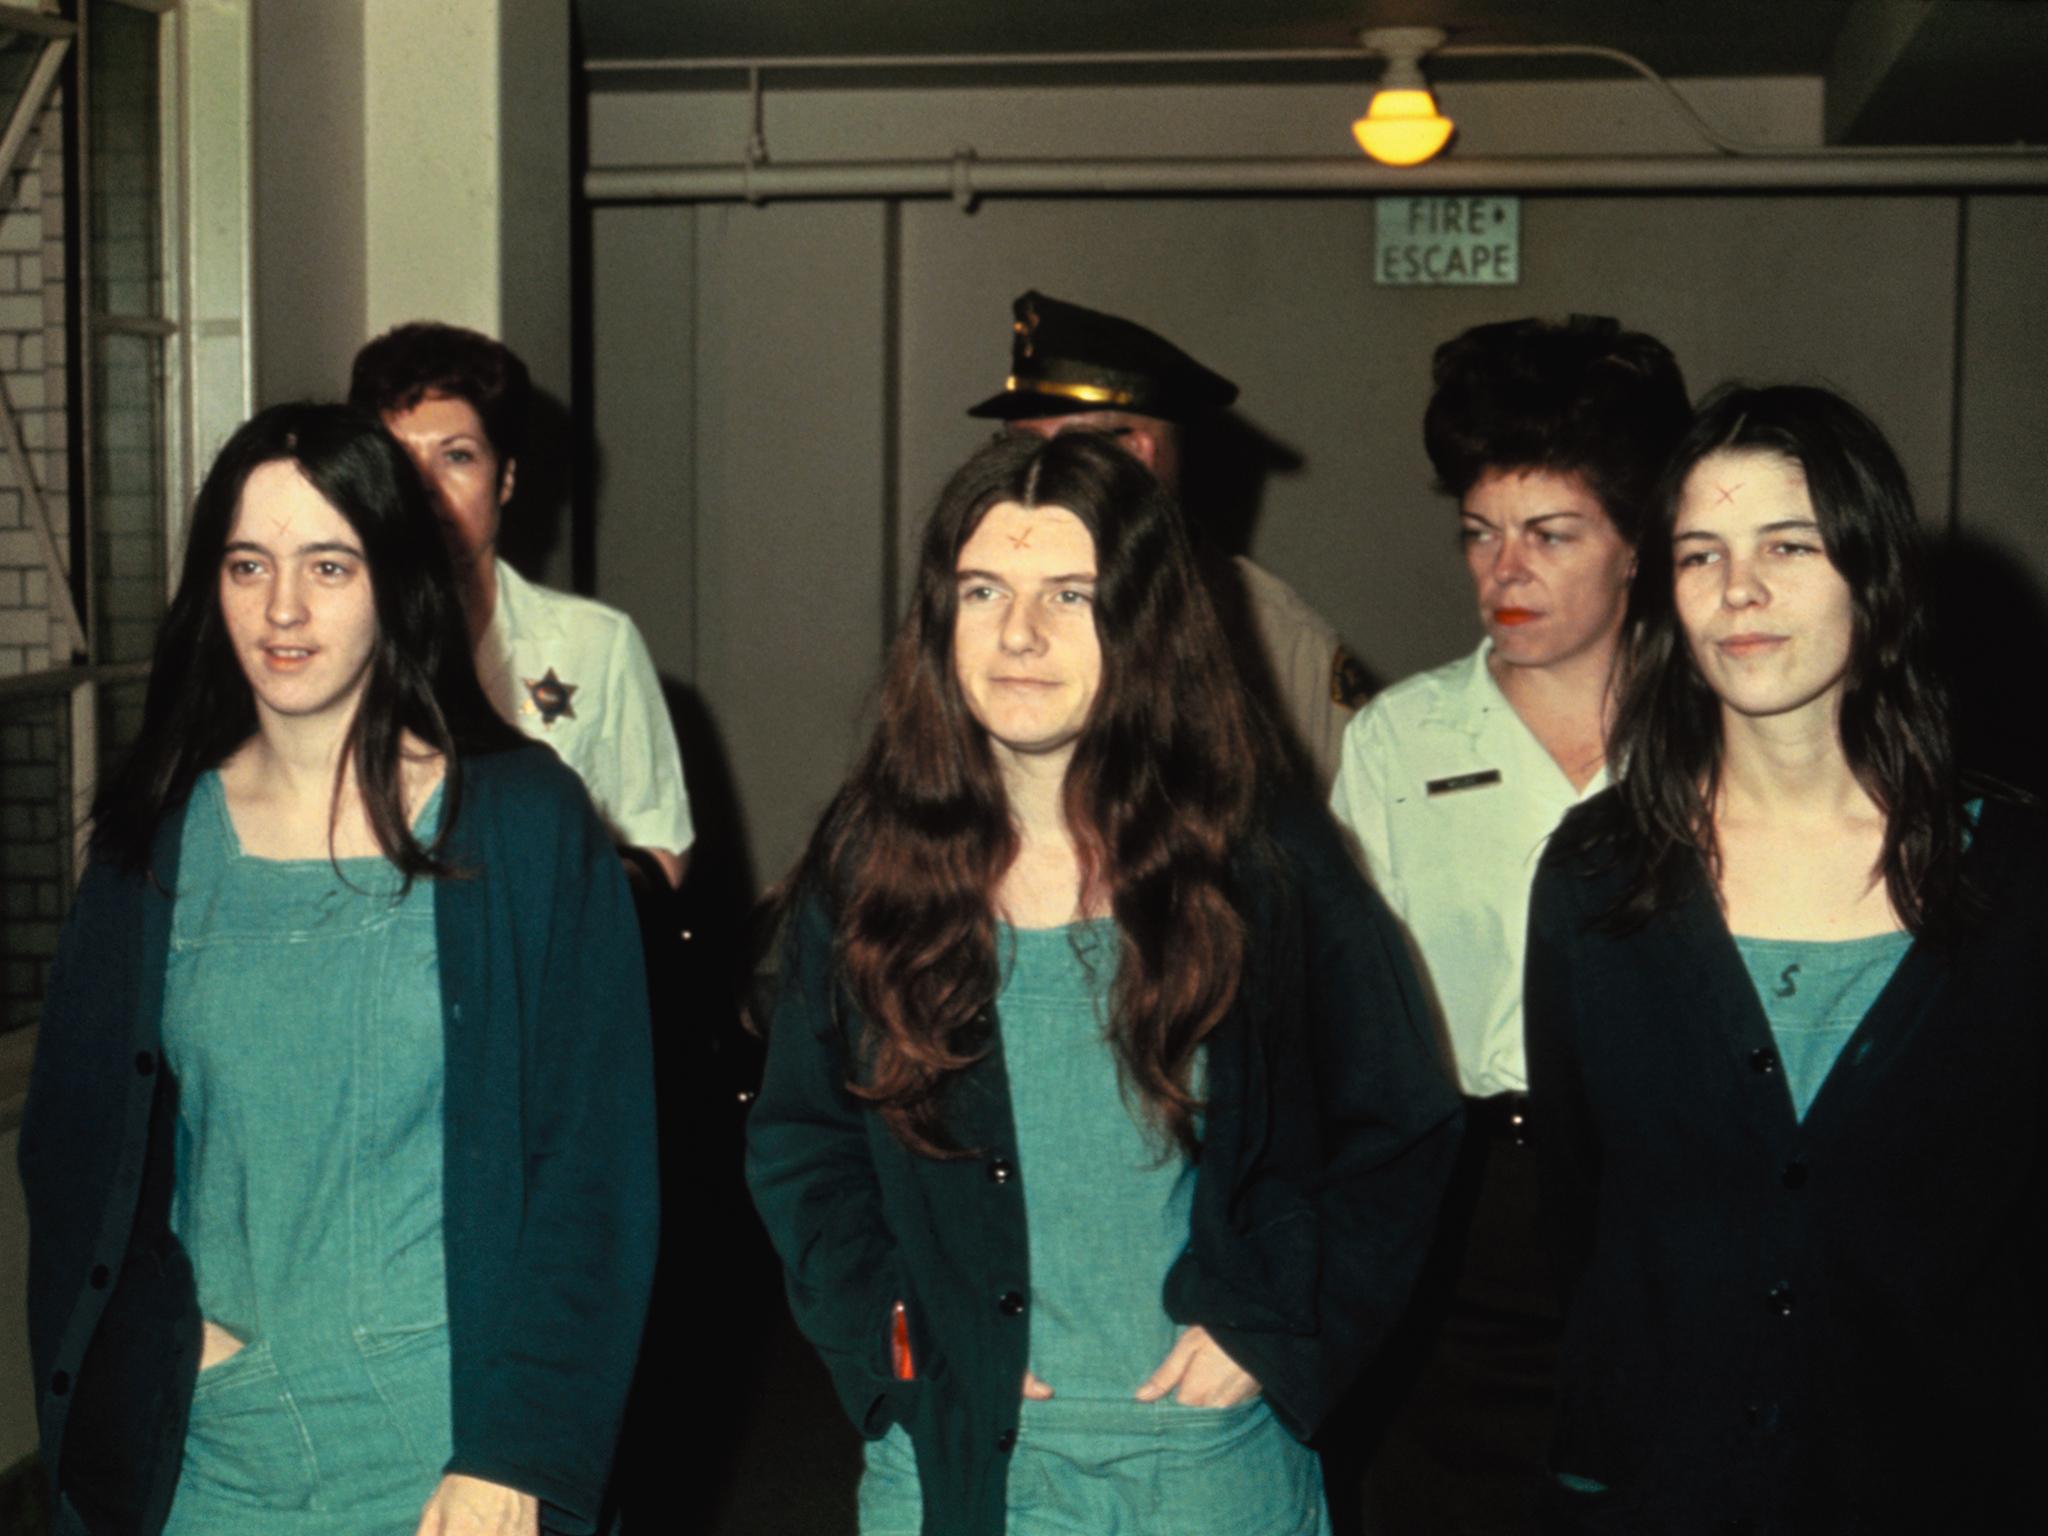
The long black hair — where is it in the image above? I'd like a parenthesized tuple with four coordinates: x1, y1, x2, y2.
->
(799, 430, 1264, 1157)
(1603, 383, 1971, 939)
(90, 402, 523, 878)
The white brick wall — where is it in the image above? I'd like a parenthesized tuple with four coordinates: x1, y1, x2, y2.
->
(0, 96, 75, 1036)
(0, 100, 69, 683)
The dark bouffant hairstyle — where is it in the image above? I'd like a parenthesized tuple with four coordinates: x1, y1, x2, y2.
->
(90, 403, 523, 879)
(801, 430, 1262, 1158)
(1603, 383, 1970, 940)
(1424, 314, 1691, 546)
(348, 321, 531, 465)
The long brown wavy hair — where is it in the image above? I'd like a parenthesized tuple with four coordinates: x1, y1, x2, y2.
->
(800, 430, 1265, 1158)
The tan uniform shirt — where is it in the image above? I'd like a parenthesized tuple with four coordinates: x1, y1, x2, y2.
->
(1232, 555, 1360, 793)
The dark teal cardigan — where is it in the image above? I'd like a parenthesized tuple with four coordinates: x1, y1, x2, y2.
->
(19, 744, 658, 1536)
(1527, 791, 2048, 1534)
(746, 799, 1465, 1536)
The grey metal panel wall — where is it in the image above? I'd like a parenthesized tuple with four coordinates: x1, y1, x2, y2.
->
(684, 201, 891, 886)
(1957, 195, 2048, 569)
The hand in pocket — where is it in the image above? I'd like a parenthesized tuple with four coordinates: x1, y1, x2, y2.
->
(198, 1319, 248, 1372)
(1135, 1325, 1262, 1408)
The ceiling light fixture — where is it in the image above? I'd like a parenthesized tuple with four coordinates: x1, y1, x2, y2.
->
(1353, 27, 1454, 167)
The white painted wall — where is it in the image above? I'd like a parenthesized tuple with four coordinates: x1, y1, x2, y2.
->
(251, 0, 366, 405)
(362, 0, 502, 340)
(254, 0, 571, 479)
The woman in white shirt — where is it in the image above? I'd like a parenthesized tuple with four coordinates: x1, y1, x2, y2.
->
(1325, 316, 1689, 1535)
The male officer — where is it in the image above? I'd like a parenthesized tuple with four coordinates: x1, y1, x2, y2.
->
(350, 322, 693, 886)
(970, 291, 1367, 789)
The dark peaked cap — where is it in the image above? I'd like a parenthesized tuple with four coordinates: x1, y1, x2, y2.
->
(967, 291, 1239, 423)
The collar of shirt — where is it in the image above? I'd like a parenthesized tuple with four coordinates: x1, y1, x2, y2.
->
(489, 559, 568, 645)
(1419, 642, 1609, 802)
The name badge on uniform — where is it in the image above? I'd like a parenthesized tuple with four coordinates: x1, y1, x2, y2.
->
(1426, 769, 1502, 796)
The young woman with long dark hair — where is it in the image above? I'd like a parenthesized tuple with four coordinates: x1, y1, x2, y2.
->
(20, 404, 657, 1536)
(745, 431, 1462, 1536)
(1526, 385, 2044, 1532)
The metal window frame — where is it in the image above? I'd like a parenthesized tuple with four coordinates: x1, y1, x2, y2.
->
(0, 6, 75, 39)
(67, 0, 185, 873)
(0, 32, 82, 653)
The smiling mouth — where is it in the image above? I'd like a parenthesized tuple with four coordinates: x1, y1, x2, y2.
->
(262, 644, 317, 666)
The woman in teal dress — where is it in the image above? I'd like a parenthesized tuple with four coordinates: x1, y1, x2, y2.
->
(1524, 386, 2045, 1532)
(21, 405, 657, 1535)
(746, 431, 1463, 1536)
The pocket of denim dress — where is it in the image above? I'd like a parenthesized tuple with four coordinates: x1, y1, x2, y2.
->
(178, 1338, 320, 1510)
(353, 1322, 454, 1476)
(1154, 1398, 1324, 1536)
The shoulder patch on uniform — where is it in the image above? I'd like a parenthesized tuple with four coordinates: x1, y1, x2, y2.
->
(1331, 647, 1373, 709)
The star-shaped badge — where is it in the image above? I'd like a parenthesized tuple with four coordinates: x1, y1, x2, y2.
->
(522, 668, 578, 726)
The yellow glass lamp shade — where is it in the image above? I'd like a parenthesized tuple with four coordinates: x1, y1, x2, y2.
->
(1352, 88, 1454, 166)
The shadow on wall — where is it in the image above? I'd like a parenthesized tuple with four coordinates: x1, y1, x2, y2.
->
(610, 675, 789, 1529)
(666, 675, 758, 941)
(1933, 529, 2048, 803)
(1181, 411, 1386, 781)
(497, 388, 575, 584)
(1179, 409, 1304, 563)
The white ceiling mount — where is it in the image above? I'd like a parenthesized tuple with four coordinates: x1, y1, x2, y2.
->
(1359, 26, 1449, 90)
(1359, 27, 1448, 55)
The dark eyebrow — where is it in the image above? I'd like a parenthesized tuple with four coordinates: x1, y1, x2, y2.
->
(1457, 509, 1588, 528)
(954, 568, 1098, 584)
(1673, 519, 1821, 544)
(222, 539, 364, 559)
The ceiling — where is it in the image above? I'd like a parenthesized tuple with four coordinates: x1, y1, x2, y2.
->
(574, 0, 2048, 146)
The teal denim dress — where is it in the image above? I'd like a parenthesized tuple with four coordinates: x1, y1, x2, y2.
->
(860, 920, 1330, 1535)
(157, 772, 452, 1533)
(1733, 929, 1914, 1121)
